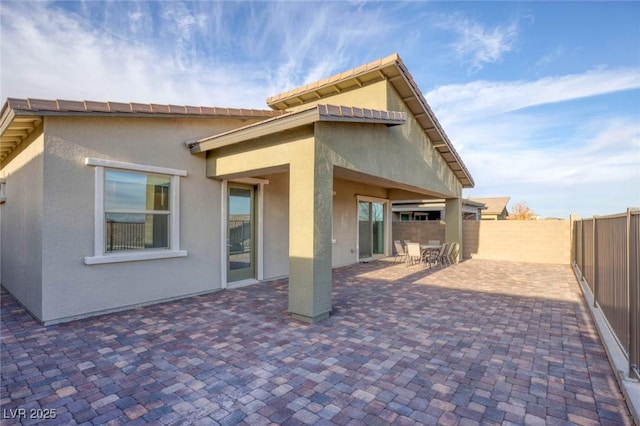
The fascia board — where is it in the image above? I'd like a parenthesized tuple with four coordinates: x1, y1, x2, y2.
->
(316, 113, 406, 126)
(190, 107, 407, 154)
(0, 109, 17, 138)
(190, 109, 320, 154)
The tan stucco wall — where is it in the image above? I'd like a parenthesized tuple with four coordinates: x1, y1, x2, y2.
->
(0, 129, 45, 319)
(316, 121, 459, 198)
(332, 177, 389, 267)
(262, 172, 290, 279)
(36, 116, 257, 323)
(284, 81, 389, 112)
(386, 85, 463, 198)
(463, 220, 571, 264)
(206, 127, 313, 179)
(258, 172, 398, 277)
(286, 79, 463, 199)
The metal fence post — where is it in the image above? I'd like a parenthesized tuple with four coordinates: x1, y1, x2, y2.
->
(593, 216, 598, 308)
(628, 208, 638, 379)
(581, 219, 587, 282)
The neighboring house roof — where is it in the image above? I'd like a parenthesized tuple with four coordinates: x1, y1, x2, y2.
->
(0, 98, 282, 164)
(470, 197, 510, 215)
(266, 53, 474, 188)
(188, 104, 407, 153)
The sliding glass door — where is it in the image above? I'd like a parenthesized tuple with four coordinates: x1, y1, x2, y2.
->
(358, 200, 386, 259)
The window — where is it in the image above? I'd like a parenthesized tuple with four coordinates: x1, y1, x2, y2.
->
(105, 170, 170, 252)
(414, 213, 427, 221)
(84, 158, 187, 265)
(399, 213, 411, 221)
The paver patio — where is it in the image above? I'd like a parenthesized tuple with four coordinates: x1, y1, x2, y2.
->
(1, 259, 633, 425)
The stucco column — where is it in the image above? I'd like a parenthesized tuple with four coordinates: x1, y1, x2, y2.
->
(445, 198, 462, 263)
(288, 143, 333, 322)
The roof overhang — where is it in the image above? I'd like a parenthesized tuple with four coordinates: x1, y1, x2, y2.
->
(0, 98, 282, 165)
(0, 107, 42, 164)
(266, 54, 474, 188)
(188, 104, 407, 154)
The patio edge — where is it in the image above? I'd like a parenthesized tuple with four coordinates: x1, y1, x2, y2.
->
(572, 264, 640, 425)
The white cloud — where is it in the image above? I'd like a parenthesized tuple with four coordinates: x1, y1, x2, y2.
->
(445, 17, 519, 72)
(431, 69, 640, 217)
(426, 68, 640, 126)
(456, 113, 639, 217)
(0, 1, 394, 108)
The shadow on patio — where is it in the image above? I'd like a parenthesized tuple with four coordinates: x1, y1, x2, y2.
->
(1, 259, 633, 425)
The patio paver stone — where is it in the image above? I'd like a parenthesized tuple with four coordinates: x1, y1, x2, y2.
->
(1, 259, 634, 425)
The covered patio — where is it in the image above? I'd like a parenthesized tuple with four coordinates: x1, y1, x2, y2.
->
(1, 259, 633, 425)
(188, 55, 474, 323)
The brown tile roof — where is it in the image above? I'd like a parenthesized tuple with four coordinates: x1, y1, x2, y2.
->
(2, 98, 281, 119)
(189, 103, 407, 154)
(317, 104, 406, 122)
(266, 54, 402, 107)
(0, 98, 283, 165)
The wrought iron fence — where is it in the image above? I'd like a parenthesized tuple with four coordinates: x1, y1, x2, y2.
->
(106, 220, 145, 252)
(573, 209, 640, 379)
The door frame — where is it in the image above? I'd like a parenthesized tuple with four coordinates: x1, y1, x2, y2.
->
(220, 179, 266, 288)
(356, 195, 391, 262)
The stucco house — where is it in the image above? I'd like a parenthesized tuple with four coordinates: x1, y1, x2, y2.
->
(0, 54, 473, 324)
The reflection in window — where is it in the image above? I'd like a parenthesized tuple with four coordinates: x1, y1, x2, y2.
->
(104, 170, 171, 252)
(359, 200, 386, 258)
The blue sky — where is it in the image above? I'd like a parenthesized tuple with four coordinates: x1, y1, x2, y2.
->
(1, 1, 638, 218)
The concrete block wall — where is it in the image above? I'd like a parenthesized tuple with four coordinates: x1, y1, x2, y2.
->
(462, 220, 571, 264)
(392, 221, 445, 248)
(392, 220, 571, 264)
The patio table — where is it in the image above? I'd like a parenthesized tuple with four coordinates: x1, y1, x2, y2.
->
(420, 243, 442, 267)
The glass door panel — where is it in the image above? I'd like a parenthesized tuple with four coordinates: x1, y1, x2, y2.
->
(227, 184, 255, 282)
(358, 200, 386, 259)
(358, 202, 371, 258)
(372, 202, 385, 255)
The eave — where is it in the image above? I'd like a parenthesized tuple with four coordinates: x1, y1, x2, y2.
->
(188, 104, 407, 154)
(0, 98, 282, 165)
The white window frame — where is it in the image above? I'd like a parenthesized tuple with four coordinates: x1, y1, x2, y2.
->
(84, 158, 187, 265)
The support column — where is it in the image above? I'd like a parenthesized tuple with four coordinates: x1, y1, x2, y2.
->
(288, 143, 333, 322)
(445, 198, 462, 263)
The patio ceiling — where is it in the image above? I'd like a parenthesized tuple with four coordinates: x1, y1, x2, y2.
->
(333, 166, 450, 200)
